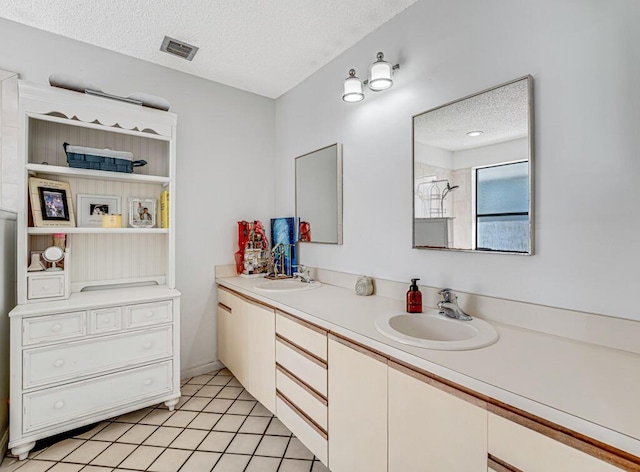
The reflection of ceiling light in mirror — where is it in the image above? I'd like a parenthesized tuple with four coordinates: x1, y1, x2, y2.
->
(466, 130, 483, 137)
(342, 69, 365, 103)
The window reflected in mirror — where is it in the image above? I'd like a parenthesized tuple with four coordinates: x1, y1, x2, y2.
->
(413, 76, 534, 254)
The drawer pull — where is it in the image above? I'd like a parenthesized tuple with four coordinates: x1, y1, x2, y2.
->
(50, 324, 62, 332)
(144, 378, 153, 386)
(53, 359, 65, 368)
(54, 400, 65, 410)
(143, 342, 153, 350)
(145, 311, 154, 319)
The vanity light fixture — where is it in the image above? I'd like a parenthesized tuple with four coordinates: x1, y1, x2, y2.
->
(342, 69, 365, 103)
(342, 51, 399, 102)
(466, 130, 484, 137)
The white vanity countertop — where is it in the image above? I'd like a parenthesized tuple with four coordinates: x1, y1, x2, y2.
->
(216, 275, 640, 458)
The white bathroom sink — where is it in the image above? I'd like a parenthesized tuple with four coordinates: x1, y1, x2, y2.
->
(374, 312, 498, 350)
(253, 279, 321, 293)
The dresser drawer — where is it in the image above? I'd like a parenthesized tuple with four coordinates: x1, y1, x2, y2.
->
(276, 395, 328, 465)
(23, 361, 173, 433)
(276, 338, 327, 397)
(89, 307, 122, 334)
(125, 301, 172, 328)
(276, 367, 327, 430)
(22, 312, 86, 346)
(276, 311, 327, 361)
(24, 326, 173, 389)
(27, 273, 65, 300)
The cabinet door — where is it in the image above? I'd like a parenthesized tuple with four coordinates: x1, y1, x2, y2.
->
(328, 337, 387, 472)
(245, 300, 275, 413)
(216, 290, 246, 382)
(488, 413, 624, 472)
(388, 363, 487, 472)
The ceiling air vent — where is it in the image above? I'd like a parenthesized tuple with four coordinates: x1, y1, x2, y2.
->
(160, 36, 199, 61)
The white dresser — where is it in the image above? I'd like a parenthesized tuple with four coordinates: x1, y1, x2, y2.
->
(8, 81, 181, 459)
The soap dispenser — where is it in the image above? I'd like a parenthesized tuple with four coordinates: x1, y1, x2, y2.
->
(406, 278, 423, 313)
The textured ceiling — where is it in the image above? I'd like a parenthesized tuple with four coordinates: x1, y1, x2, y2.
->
(0, 0, 419, 98)
(414, 78, 530, 151)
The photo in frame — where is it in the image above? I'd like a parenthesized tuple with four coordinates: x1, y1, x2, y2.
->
(129, 197, 156, 228)
(28, 177, 76, 228)
(77, 194, 122, 228)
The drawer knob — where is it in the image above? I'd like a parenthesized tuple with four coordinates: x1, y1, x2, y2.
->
(144, 378, 153, 386)
(50, 324, 62, 332)
(54, 400, 65, 409)
(145, 311, 154, 319)
(54, 359, 65, 368)
(143, 342, 153, 350)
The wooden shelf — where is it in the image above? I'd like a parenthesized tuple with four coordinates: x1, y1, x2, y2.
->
(26, 163, 170, 184)
(28, 227, 169, 235)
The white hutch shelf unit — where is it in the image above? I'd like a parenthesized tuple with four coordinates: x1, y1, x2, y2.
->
(8, 81, 181, 459)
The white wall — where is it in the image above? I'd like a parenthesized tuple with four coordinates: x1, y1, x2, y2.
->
(0, 18, 276, 374)
(453, 138, 528, 170)
(275, 0, 640, 321)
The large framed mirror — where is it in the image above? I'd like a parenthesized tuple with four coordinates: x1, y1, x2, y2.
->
(295, 143, 343, 244)
(413, 76, 534, 254)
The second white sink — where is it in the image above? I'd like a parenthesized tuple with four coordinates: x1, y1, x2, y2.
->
(253, 279, 321, 293)
(375, 312, 498, 350)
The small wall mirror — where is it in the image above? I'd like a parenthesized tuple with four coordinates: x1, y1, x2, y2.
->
(413, 76, 534, 254)
(295, 143, 343, 244)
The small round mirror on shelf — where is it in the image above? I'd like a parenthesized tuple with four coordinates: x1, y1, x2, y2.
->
(42, 246, 64, 271)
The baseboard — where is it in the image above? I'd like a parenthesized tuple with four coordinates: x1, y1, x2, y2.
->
(0, 426, 8, 459)
(181, 360, 225, 380)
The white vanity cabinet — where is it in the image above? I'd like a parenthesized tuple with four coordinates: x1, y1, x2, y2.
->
(216, 287, 275, 412)
(9, 81, 181, 460)
(487, 412, 625, 472)
(388, 362, 487, 472)
(328, 335, 387, 472)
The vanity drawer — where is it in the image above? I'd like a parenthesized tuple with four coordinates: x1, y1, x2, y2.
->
(22, 312, 86, 346)
(23, 361, 173, 433)
(125, 301, 172, 328)
(276, 338, 327, 397)
(276, 311, 327, 361)
(276, 367, 327, 430)
(27, 273, 65, 300)
(89, 307, 122, 334)
(276, 394, 328, 465)
(217, 288, 236, 312)
(24, 326, 173, 389)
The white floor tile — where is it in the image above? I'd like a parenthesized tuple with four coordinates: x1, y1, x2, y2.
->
(238, 416, 270, 435)
(73, 423, 110, 441)
(62, 442, 111, 464)
(169, 429, 208, 450)
(211, 415, 245, 433)
(179, 397, 211, 412)
(285, 437, 314, 460)
(143, 427, 183, 447)
(188, 375, 215, 385)
(114, 408, 154, 424)
(180, 385, 201, 396)
(254, 435, 289, 457)
(197, 432, 235, 453)
(9, 460, 56, 472)
(216, 387, 243, 400)
(179, 451, 220, 472)
(265, 417, 291, 436)
(115, 424, 158, 444)
(279, 458, 314, 472)
(245, 455, 280, 472)
(187, 412, 222, 430)
(226, 400, 256, 415)
(249, 403, 273, 417)
(46, 463, 83, 472)
(90, 443, 136, 467)
(194, 386, 223, 398)
(225, 434, 261, 455)
(211, 453, 250, 472)
(207, 377, 231, 387)
(35, 439, 85, 461)
(163, 411, 198, 428)
(203, 399, 233, 414)
(91, 423, 133, 442)
(139, 409, 175, 426)
(117, 445, 164, 470)
(311, 460, 330, 472)
(147, 449, 191, 472)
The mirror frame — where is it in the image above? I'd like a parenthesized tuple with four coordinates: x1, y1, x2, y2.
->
(295, 143, 343, 245)
(412, 75, 534, 255)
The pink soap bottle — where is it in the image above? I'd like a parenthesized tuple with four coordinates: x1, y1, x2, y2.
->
(406, 278, 423, 313)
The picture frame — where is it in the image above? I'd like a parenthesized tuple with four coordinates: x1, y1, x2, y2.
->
(76, 194, 122, 228)
(29, 177, 76, 228)
(129, 197, 156, 228)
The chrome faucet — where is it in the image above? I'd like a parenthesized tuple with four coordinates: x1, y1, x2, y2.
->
(438, 289, 472, 321)
(293, 265, 313, 283)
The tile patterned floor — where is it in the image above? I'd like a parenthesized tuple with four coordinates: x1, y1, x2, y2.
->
(1, 369, 330, 472)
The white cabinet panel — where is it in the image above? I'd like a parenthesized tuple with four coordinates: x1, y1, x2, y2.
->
(276, 396, 328, 465)
(89, 306, 122, 334)
(22, 312, 86, 346)
(24, 326, 172, 388)
(276, 312, 327, 361)
(276, 368, 327, 430)
(328, 337, 387, 472)
(276, 339, 327, 396)
(488, 413, 623, 472)
(125, 300, 172, 328)
(24, 361, 172, 433)
(245, 300, 275, 413)
(27, 273, 65, 300)
(388, 364, 487, 472)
